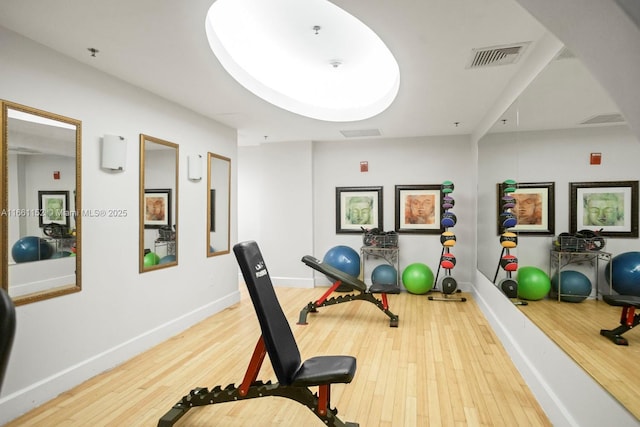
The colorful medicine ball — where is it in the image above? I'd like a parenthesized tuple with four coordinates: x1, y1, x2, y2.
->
(441, 212, 457, 228)
(500, 232, 518, 248)
(501, 196, 516, 210)
(440, 231, 456, 247)
(502, 179, 517, 193)
(500, 212, 517, 228)
(440, 253, 456, 269)
(441, 181, 454, 194)
(500, 254, 518, 271)
(442, 195, 455, 210)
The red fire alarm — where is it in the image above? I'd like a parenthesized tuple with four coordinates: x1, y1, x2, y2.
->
(53, 171, 61, 179)
(360, 161, 369, 172)
(590, 153, 602, 165)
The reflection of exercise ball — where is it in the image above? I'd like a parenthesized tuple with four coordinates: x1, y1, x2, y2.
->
(372, 264, 397, 285)
(323, 246, 360, 277)
(158, 255, 176, 265)
(517, 266, 551, 300)
(605, 252, 640, 296)
(144, 252, 161, 267)
(11, 236, 53, 263)
(551, 270, 592, 302)
(402, 263, 434, 294)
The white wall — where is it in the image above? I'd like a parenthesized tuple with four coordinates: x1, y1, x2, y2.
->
(0, 27, 239, 423)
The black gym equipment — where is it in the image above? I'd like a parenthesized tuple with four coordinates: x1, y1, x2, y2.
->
(0, 288, 16, 393)
(600, 294, 640, 346)
(158, 241, 359, 427)
(299, 255, 400, 327)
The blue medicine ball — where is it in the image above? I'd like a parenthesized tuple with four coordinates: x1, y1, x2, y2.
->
(12, 236, 54, 263)
(323, 245, 360, 278)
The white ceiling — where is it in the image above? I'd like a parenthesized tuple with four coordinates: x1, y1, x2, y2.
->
(0, 0, 624, 145)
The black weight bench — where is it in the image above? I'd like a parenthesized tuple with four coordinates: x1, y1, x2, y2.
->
(158, 241, 358, 427)
(600, 294, 640, 346)
(299, 255, 400, 328)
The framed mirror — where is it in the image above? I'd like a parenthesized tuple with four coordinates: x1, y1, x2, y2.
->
(1, 100, 82, 305)
(139, 134, 179, 272)
(207, 152, 230, 257)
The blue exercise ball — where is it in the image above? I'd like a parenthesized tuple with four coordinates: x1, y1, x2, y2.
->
(551, 270, 592, 303)
(605, 251, 640, 296)
(158, 254, 177, 264)
(11, 236, 53, 263)
(372, 264, 397, 286)
(323, 245, 360, 278)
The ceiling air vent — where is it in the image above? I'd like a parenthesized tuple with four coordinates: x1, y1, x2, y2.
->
(466, 42, 530, 69)
(580, 113, 626, 125)
(340, 129, 381, 138)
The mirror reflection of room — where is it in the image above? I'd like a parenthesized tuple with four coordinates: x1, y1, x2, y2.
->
(207, 152, 231, 257)
(2, 102, 81, 303)
(139, 134, 178, 272)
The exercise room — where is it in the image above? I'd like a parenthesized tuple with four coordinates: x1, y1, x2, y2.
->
(1, 1, 639, 426)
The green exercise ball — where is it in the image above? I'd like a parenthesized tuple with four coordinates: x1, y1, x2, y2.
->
(144, 252, 160, 267)
(402, 263, 434, 294)
(516, 266, 551, 300)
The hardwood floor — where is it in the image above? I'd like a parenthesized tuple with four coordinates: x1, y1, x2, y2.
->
(6, 288, 551, 426)
(517, 297, 640, 420)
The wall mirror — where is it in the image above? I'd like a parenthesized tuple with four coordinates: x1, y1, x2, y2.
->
(139, 134, 179, 272)
(207, 152, 230, 257)
(1, 100, 82, 305)
(477, 51, 635, 414)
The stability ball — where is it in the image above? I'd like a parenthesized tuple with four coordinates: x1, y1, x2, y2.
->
(402, 263, 434, 294)
(144, 252, 161, 267)
(516, 266, 551, 301)
(11, 236, 53, 263)
(323, 245, 360, 278)
(158, 254, 176, 265)
(605, 251, 640, 297)
(372, 264, 397, 286)
(551, 270, 592, 303)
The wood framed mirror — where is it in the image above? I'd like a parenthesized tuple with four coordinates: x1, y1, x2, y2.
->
(207, 152, 230, 257)
(1, 100, 82, 305)
(139, 134, 179, 272)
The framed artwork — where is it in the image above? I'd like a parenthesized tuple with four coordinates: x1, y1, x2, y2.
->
(496, 182, 555, 235)
(38, 190, 70, 228)
(209, 189, 216, 232)
(144, 189, 172, 229)
(570, 181, 638, 237)
(395, 184, 443, 234)
(335, 186, 383, 233)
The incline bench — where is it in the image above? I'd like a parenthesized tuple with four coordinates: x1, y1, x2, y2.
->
(600, 294, 640, 346)
(158, 241, 359, 426)
(299, 255, 400, 327)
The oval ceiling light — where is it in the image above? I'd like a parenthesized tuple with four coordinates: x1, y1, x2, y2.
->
(205, 0, 400, 122)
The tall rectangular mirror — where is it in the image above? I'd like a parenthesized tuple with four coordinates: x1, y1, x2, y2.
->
(139, 134, 178, 272)
(207, 152, 230, 257)
(1, 100, 82, 305)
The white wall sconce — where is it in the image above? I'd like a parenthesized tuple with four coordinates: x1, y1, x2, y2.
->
(188, 154, 203, 181)
(101, 134, 126, 171)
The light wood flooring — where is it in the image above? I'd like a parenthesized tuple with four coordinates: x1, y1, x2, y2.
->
(6, 287, 554, 427)
(518, 297, 640, 420)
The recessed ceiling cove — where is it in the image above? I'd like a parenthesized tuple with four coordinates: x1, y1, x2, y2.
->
(205, 0, 400, 122)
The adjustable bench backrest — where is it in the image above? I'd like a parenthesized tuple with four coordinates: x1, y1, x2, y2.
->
(302, 255, 367, 292)
(234, 241, 301, 386)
